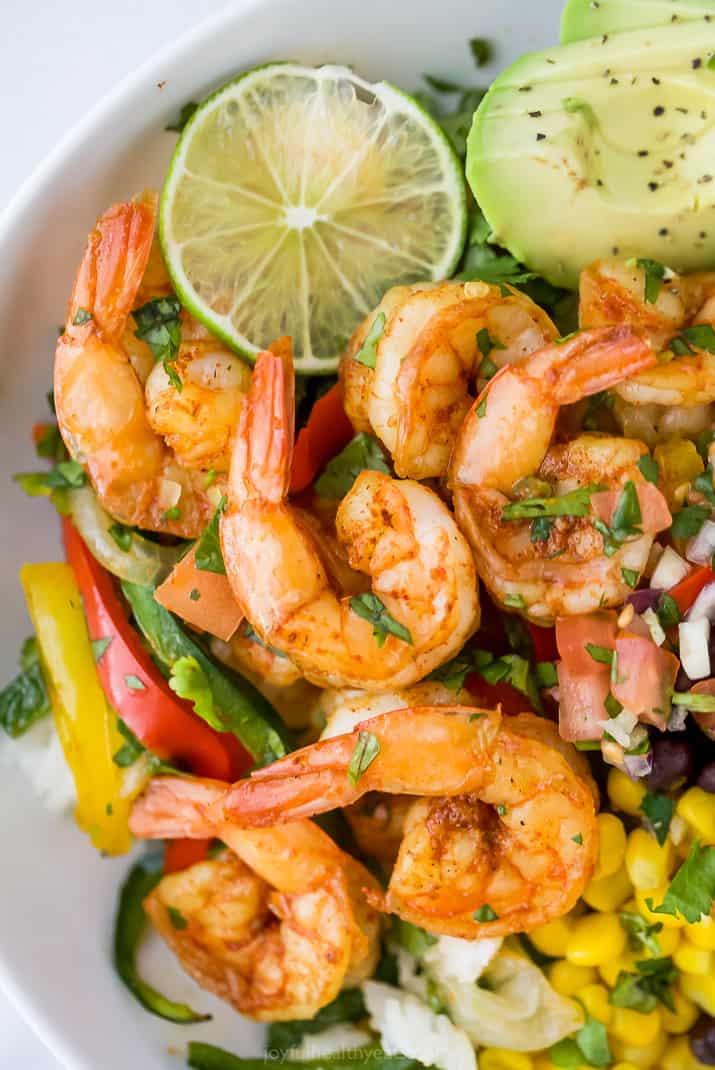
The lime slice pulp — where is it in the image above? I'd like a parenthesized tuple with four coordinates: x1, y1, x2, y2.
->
(160, 63, 466, 374)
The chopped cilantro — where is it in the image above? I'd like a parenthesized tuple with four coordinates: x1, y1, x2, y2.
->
(194, 496, 227, 574)
(161, 506, 181, 522)
(619, 911, 662, 957)
(167, 906, 188, 931)
(637, 454, 659, 484)
(646, 840, 715, 923)
(656, 593, 680, 629)
(610, 956, 676, 1013)
(693, 470, 715, 507)
(641, 792, 675, 846)
(34, 423, 67, 463)
(604, 692, 623, 718)
(474, 904, 498, 922)
(621, 567, 639, 589)
(634, 258, 667, 304)
(531, 516, 553, 542)
(502, 483, 603, 521)
(165, 101, 198, 133)
(549, 1010, 611, 1068)
(124, 674, 145, 691)
(585, 643, 614, 667)
(189, 588, 201, 602)
(670, 504, 710, 540)
(349, 593, 412, 648)
(535, 661, 558, 688)
(314, 433, 390, 499)
(469, 37, 492, 66)
(503, 593, 526, 609)
(353, 312, 385, 369)
(109, 522, 133, 552)
(347, 730, 380, 787)
(572, 833, 583, 845)
(72, 308, 92, 326)
(476, 327, 505, 360)
(670, 324, 715, 355)
(133, 295, 182, 391)
(476, 395, 488, 418)
(391, 917, 437, 958)
(91, 637, 113, 662)
(0, 638, 51, 738)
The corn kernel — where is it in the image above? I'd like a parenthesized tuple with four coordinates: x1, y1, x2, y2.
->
(607, 768, 646, 816)
(611, 1032, 666, 1069)
(594, 813, 627, 879)
(566, 912, 627, 967)
(582, 865, 632, 912)
(611, 1064, 641, 1070)
(625, 828, 674, 890)
(548, 959, 597, 996)
(479, 1049, 533, 1070)
(654, 439, 704, 510)
(686, 914, 715, 950)
(673, 942, 712, 975)
(529, 916, 572, 958)
(661, 989, 700, 1035)
(663, 1036, 712, 1070)
(680, 970, 715, 1015)
(610, 1005, 662, 1046)
(655, 927, 680, 957)
(531, 1057, 558, 1070)
(598, 951, 637, 988)
(677, 787, 715, 843)
(635, 886, 685, 930)
(576, 982, 612, 1025)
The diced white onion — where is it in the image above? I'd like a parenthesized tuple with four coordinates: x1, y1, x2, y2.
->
(623, 749, 653, 780)
(157, 477, 182, 511)
(678, 617, 711, 680)
(424, 935, 502, 985)
(668, 705, 689, 732)
(687, 582, 715, 624)
(650, 546, 690, 590)
(669, 814, 688, 846)
(686, 519, 715, 567)
(606, 709, 639, 747)
(642, 608, 666, 647)
(363, 981, 477, 1070)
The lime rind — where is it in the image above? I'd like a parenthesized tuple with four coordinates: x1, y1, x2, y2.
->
(160, 63, 466, 374)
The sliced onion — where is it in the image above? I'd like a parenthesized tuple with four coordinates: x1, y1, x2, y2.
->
(607, 709, 638, 747)
(686, 519, 715, 566)
(668, 705, 689, 732)
(68, 486, 184, 586)
(687, 581, 715, 623)
(650, 546, 690, 590)
(679, 618, 711, 680)
(642, 608, 666, 647)
(623, 748, 653, 780)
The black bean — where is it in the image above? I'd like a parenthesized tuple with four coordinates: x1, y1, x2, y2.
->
(691, 1015, 715, 1065)
(697, 761, 715, 793)
(646, 735, 695, 791)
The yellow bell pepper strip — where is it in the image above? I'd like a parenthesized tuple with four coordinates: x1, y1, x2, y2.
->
(20, 562, 132, 854)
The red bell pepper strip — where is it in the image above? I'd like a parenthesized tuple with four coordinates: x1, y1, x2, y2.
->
(289, 382, 354, 494)
(527, 623, 558, 664)
(163, 839, 210, 875)
(667, 565, 715, 616)
(63, 518, 247, 782)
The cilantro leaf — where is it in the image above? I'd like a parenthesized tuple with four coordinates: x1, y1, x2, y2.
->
(34, 423, 68, 463)
(585, 643, 614, 667)
(610, 956, 676, 1013)
(195, 496, 227, 574)
(670, 324, 715, 355)
(168, 656, 215, 721)
(656, 593, 680, 629)
(641, 792, 675, 846)
(502, 483, 603, 521)
(595, 479, 643, 556)
(353, 312, 385, 369)
(165, 101, 198, 133)
(474, 904, 498, 922)
(530, 516, 553, 542)
(646, 840, 715, 923)
(349, 593, 412, 647)
(476, 327, 505, 360)
(693, 471, 715, 507)
(535, 661, 558, 688)
(14, 458, 86, 504)
(670, 504, 710, 540)
(549, 1010, 611, 1068)
(637, 454, 659, 484)
(427, 646, 494, 691)
(167, 906, 188, 931)
(621, 567, 639, 588)
(91, 637, 113, 662)
(109, 522, 133, 552)
(347, 729, 380, 786)
(113, 719, 148, 768)
(619, 911, 662, 956)
(634, 258, 667, 304)
(0, 638, 51, 738)
(314, 433, 390, 499)
(133, 296, 182, 391)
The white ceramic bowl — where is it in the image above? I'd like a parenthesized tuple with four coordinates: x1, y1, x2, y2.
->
(0, 1, 562, 1065)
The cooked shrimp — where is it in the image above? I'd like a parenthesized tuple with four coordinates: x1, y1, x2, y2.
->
(211, 706, 598, 938)
(581, 258, 715, 409)
(341, 280, 557, 478)
(220, 343, 479, 689)
(448, 327, 671, 623)
(130, 777, 381, 1020)
(54, 195, 249, 537)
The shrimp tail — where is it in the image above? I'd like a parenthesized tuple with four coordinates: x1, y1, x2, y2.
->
(129, 775, 227, 840)
(230, 338, 294, 505)
(549, 325, 655, 405)
(66, 193, 156, 341)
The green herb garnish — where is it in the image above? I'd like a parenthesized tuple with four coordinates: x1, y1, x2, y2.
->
(347, 730, 381, 786)
(353, 312, 386, 369)
(195, 496, 227, 574)
(133, 295, 182, 390)
(349, 593, 413, 647)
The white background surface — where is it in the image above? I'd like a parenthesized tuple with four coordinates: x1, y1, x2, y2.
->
(0, 5, 224, 1064)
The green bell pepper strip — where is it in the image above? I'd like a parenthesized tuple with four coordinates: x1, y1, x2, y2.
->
(187, 1042, 426, 1070)
(121, 581, 291, 766)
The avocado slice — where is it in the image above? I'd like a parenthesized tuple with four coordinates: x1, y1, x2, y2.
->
(561, 0, 715, 44)
(467, 22, 715, 288)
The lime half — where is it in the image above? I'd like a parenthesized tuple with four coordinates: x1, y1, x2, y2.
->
(160, 63, 466, 373)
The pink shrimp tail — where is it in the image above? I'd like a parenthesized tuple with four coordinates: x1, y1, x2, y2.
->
(549, 325, 655, 404)
(129, 776, 227, 840)
(229, 337, 295, 504)
(66, 194, 156, 341)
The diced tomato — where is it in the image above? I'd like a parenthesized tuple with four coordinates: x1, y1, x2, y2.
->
(555, 611, 618, 675)
(612, 633, 680, 731)
(63, 518, 248, 781)
(557, 662, 611, 741)
(591, 482, 672, 534)
(154, 544, 243, 642)
(527, 623, 557, 663)
(668, 565, 715, 616)
(290, 382, 354, 494)
(163, 838, 210, 875)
